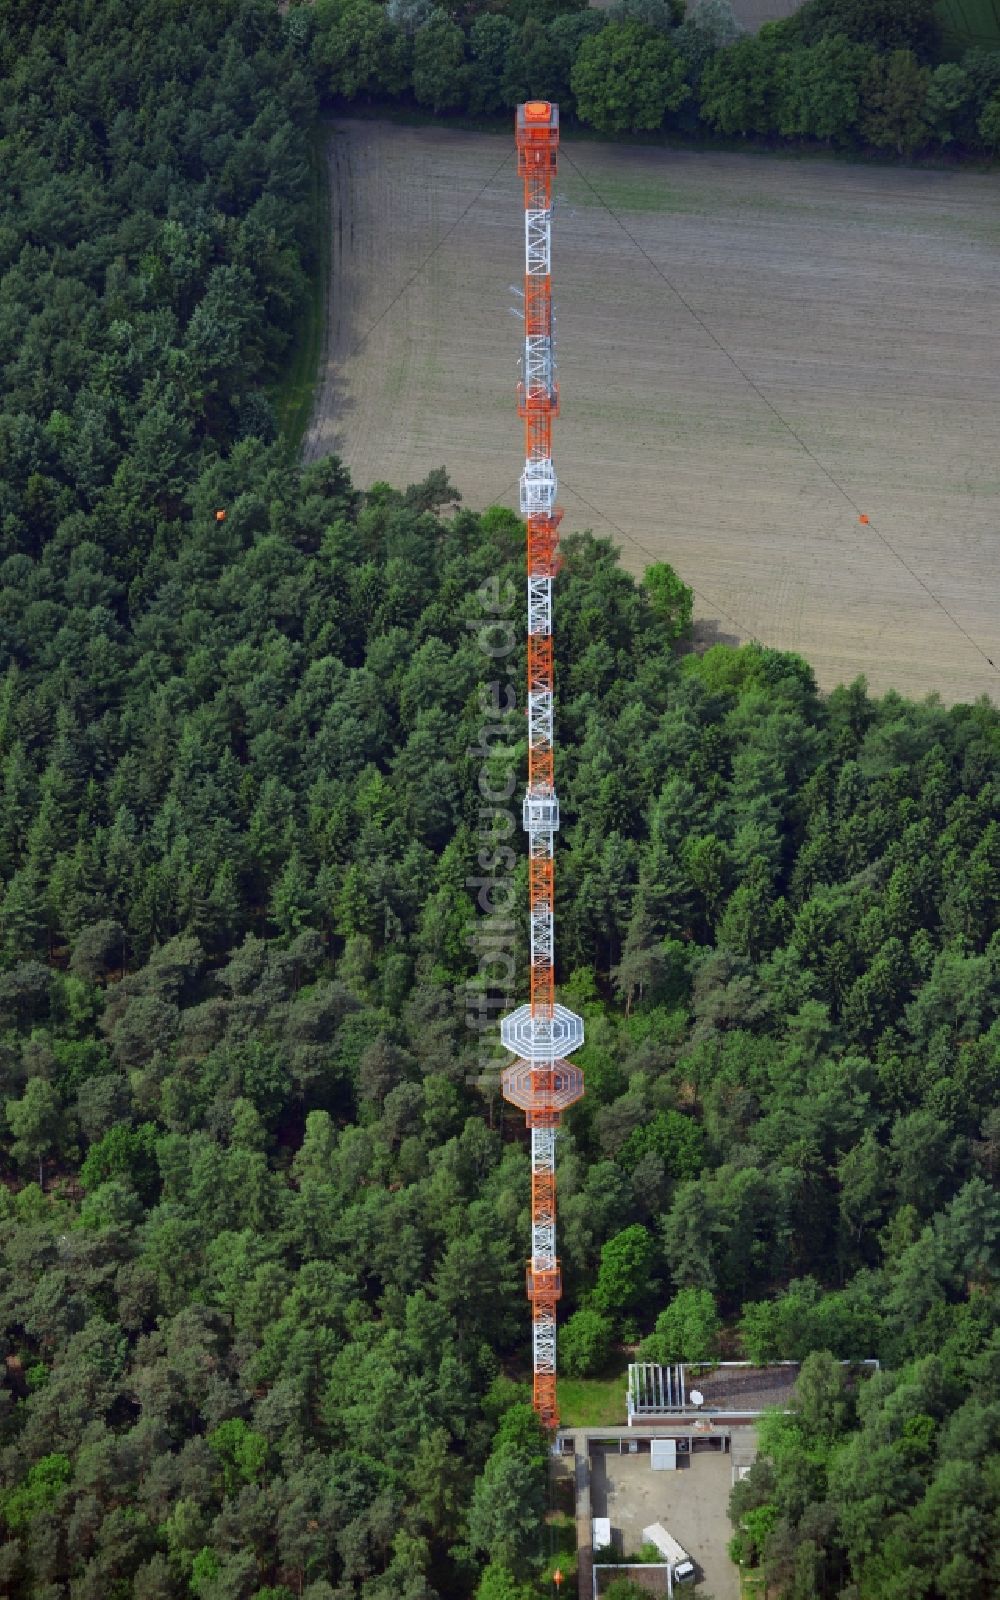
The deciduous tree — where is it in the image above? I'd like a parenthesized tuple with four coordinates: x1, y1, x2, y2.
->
(571, 22, 690, 133)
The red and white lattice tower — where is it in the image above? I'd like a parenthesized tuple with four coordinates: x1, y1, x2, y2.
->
(500, 102, 585, 1435)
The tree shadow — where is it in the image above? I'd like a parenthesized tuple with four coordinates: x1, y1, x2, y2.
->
(686, 616, 744, 654)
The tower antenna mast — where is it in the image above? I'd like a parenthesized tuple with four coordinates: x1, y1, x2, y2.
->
(501, 102, 585, 1434)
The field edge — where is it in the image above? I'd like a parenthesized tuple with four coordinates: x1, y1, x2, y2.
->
(270, 123, 331, 457)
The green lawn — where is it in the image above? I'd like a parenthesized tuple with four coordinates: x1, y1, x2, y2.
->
(270, 125, 330, 456)
(559, 1371, 628, 1429)
(740, 1571, 769, 1600)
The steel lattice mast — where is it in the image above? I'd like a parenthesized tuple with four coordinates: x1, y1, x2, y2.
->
(500, 102, 585, 1435)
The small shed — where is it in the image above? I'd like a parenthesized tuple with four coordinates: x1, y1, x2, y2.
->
(651, 1438, 677, 1471)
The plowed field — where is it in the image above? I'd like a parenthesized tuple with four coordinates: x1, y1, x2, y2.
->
(305, 121, 1000, 701)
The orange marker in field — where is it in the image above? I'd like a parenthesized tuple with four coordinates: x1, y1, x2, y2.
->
(215, 509, 227, 522)
(553, 1572, 564, 1589)
(859, 513, 869, 524)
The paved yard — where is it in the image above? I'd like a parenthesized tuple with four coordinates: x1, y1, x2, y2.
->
(591, 1446, 743, 1598)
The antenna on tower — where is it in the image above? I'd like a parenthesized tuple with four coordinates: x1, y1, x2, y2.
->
(500, 102, 585, 1436)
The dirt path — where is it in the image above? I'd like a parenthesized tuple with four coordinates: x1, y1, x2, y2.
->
(304, 121, 1000, 702)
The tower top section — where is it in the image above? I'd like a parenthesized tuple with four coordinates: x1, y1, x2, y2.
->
(516, 101, 559, 177)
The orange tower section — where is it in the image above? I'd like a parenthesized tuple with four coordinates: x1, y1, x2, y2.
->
(501, 103, 585, 1435)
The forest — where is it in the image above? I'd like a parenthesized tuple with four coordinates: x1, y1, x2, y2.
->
(306, 0, 1000, 156)
(2, 1, 1000, 1598)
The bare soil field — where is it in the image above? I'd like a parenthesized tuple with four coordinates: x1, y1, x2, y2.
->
(589, 0, 803, 23)
(305, 121, 1000, 702)
(726, 0, 802, 25)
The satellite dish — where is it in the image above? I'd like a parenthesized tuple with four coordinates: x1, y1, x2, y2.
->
(690, 1389, 704, 1407)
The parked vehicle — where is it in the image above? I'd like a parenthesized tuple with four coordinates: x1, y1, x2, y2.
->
(642, 1522, 697, 1584)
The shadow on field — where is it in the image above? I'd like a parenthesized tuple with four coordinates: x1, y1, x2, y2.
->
(689, 618, 743, 653)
